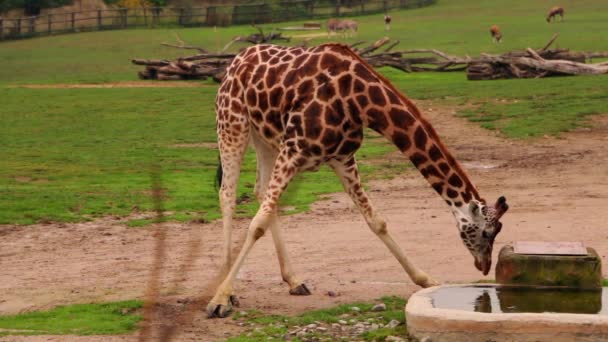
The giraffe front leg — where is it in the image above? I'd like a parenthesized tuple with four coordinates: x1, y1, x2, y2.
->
(207, 212, 272, 318)
(329, 157, 439, 288)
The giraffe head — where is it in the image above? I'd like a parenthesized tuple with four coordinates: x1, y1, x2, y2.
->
(456, 196, 508, 275)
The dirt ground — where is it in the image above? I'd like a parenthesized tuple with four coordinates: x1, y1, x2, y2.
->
(1, 101, 607, 341)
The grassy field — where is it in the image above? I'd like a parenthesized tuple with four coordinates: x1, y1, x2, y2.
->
(1, 0, 607, 225)
(0, 86, 396, 224)
(0, 300, 142, 336)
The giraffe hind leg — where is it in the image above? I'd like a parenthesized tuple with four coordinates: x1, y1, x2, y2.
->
(217, 106, 250, 277)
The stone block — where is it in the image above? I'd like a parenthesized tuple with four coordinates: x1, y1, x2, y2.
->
(495, 244, 602, 289)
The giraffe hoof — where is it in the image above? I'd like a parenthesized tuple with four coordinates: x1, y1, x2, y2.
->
(206, 302, 233, 318)
(289, 283, 312, 296)
(419, 278, 440, 288)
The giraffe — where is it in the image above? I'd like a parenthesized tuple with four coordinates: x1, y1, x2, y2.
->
(209, 43, 509, 318)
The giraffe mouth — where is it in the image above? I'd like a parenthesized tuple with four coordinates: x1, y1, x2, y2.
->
(474, 258, 491, 275)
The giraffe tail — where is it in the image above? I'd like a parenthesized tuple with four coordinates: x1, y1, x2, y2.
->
(215, 156, 223, 190)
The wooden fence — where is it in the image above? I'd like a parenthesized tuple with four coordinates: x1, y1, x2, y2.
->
(0, 0, 436, 41)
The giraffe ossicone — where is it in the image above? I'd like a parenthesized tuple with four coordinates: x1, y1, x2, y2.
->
(209, 43, 508, 318)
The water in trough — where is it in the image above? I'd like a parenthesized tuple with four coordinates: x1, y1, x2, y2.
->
(431, 285, 608, 315)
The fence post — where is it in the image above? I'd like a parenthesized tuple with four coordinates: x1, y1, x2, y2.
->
(17, 18, 21, 35)
(71, 12, 75, 31)
(153, 7, 160, 27)
(335, 0, 341, 17)
(97, 10, 102, 29)
(122, 8, 128, 28)
(29, 16, 35, 33)
(0, 18, 4, 40)
(178, 8, 184, 26)
(309, 0, 315, 18)
(48, 14, 52, 34)
(360, 0, 364, 14)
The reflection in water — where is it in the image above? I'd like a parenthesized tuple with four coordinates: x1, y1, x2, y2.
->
(473, 290, 492, 313)
(431, 286, 608, 315)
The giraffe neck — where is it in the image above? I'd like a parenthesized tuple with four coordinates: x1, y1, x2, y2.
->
(343, 48, 482, 209)
(377, 97, 482, 209)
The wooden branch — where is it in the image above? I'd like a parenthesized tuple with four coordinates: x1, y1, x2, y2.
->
(349, 41, 366, 49)
(526, 48, 544, 61)
(399, 49, 469, 63)
(540, 33, 559, 51)
(161, 33, 208, 53)
(161, 42, 208, 53)
(131, 59, 170, 66)
(383, 40, 400, 53)
(179, 53, 237, 61)
(358, 37, 391, 56)
(220, 38, 239, 53)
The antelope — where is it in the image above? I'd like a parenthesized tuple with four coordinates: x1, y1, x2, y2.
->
(490, 25, 502, 43)
(326, 18, 358, 38)
(546, 6, 564, 23)
(327, 18, 341, 36)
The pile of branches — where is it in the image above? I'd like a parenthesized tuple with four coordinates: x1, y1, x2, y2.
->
(133, 29, 289, 81)
(132, 36, 460, 81)
(466, 35, 608, 80)
(132, 33, 608, 82)
(133, 54, 234, 81)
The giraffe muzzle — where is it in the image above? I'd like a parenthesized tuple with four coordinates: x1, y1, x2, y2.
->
(474, 258, 492, 275)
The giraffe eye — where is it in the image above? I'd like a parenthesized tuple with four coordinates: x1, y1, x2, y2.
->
(481, 231, 489, 239)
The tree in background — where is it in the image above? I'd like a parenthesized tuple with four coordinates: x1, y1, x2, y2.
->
(0, 0, 74, 15)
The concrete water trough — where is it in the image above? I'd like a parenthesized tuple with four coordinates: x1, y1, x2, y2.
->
(406, 284, 608, 342)
(406, 242, 607, 342)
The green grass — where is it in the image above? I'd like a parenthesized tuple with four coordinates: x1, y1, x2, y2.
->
(1, 0, 607, 224)
(0, 300, 142, 336)
(0, 86, 396, 224)
(227, 296, 408, 342)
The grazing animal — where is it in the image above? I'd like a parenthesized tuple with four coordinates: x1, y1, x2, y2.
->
(546, 6, 564, 23)
(326, 18, 341, 36)
(338, 19, 358, 37)
(490, 25, 502, 43)
(384, 14, 392, 31)
(208, 43, 509, 318)
(326, 18, 358, 38)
